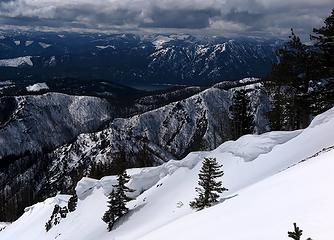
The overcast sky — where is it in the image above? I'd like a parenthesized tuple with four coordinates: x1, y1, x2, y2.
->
(0, 0, 332, 38)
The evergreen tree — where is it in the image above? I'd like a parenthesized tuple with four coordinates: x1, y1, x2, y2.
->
(230, 89, 254, 139)
(190, 157, 227, 210)
(67, 193, 78, 212)
(113, 170, 134, 216)
(276, 28, 311, 92)
(288, 223, 303, 240)
(113, 149, 128, 174)
(137, 142, 152, 167)
(102, 169, 134, 231)
(267, 90, 284, 130)
(311, 8, 334, 76)
(102, 189, 118, 231)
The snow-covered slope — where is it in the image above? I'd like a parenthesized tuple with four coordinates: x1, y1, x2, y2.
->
(141, 147, 334, 240)
(0, 93, 114, 158)
(2, 107, 333, 240)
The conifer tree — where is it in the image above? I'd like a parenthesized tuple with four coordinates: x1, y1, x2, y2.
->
(288, 223, 303, 240)
(102, 169, 134, 231)
(311, 8, 334, 76)
(67, 193, 78, 212)
(230, 89, 254, 139)
(114, 170, 134, 216)
(102, 189, 118, 231)
(190, 157, 227, 210)
(137, 141, 151, 167)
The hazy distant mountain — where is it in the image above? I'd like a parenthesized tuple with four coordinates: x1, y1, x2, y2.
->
(0, 32, 280, 87)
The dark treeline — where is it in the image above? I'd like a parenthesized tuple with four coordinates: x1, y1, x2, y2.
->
(265, 9, 334, 131)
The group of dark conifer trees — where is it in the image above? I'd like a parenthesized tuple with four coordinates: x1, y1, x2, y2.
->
(45, 193, 78, 232)
(266, 9, 334, 131)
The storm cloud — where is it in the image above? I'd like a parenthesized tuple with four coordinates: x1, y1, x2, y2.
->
(0, 0, 332, 37)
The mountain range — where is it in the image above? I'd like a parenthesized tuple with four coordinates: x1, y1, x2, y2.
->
(0, 32, 280, 93)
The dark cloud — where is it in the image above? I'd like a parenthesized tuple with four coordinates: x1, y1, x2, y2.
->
(223, 9, 264, 25)
(0, 0, 332, 38)
(140, 8, 221, 29)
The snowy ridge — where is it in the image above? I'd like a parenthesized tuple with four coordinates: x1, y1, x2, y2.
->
(38, 42, 52, 48)
(47, 81, 269, 177)
(26, 82, 49, 92)
(96, 45, 116, 49)
(0, 56, 33, 67)
(0, 93, 114, 158)
(1, 107, 334, 240)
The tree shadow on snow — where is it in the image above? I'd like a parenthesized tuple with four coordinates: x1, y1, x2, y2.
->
(112, 203, 147, 230)
(218, 194, 238, 204)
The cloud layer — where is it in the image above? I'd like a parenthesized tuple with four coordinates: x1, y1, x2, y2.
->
(0, 0, 332, 37)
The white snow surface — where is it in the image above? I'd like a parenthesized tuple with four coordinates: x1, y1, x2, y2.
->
(38, 42, 52, 48)
(152, 36, 173, 49)
(25, 40, 34, 46)
(0, 56, 33, 67)
(96, 45, 116, 49)
(1, 107, 334, 240)
(26, 82, 49, 92)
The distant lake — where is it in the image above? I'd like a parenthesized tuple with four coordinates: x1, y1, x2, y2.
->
(128, 83, 189, 91)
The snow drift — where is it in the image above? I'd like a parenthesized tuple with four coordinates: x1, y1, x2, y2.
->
(1, 107, 334, 240)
